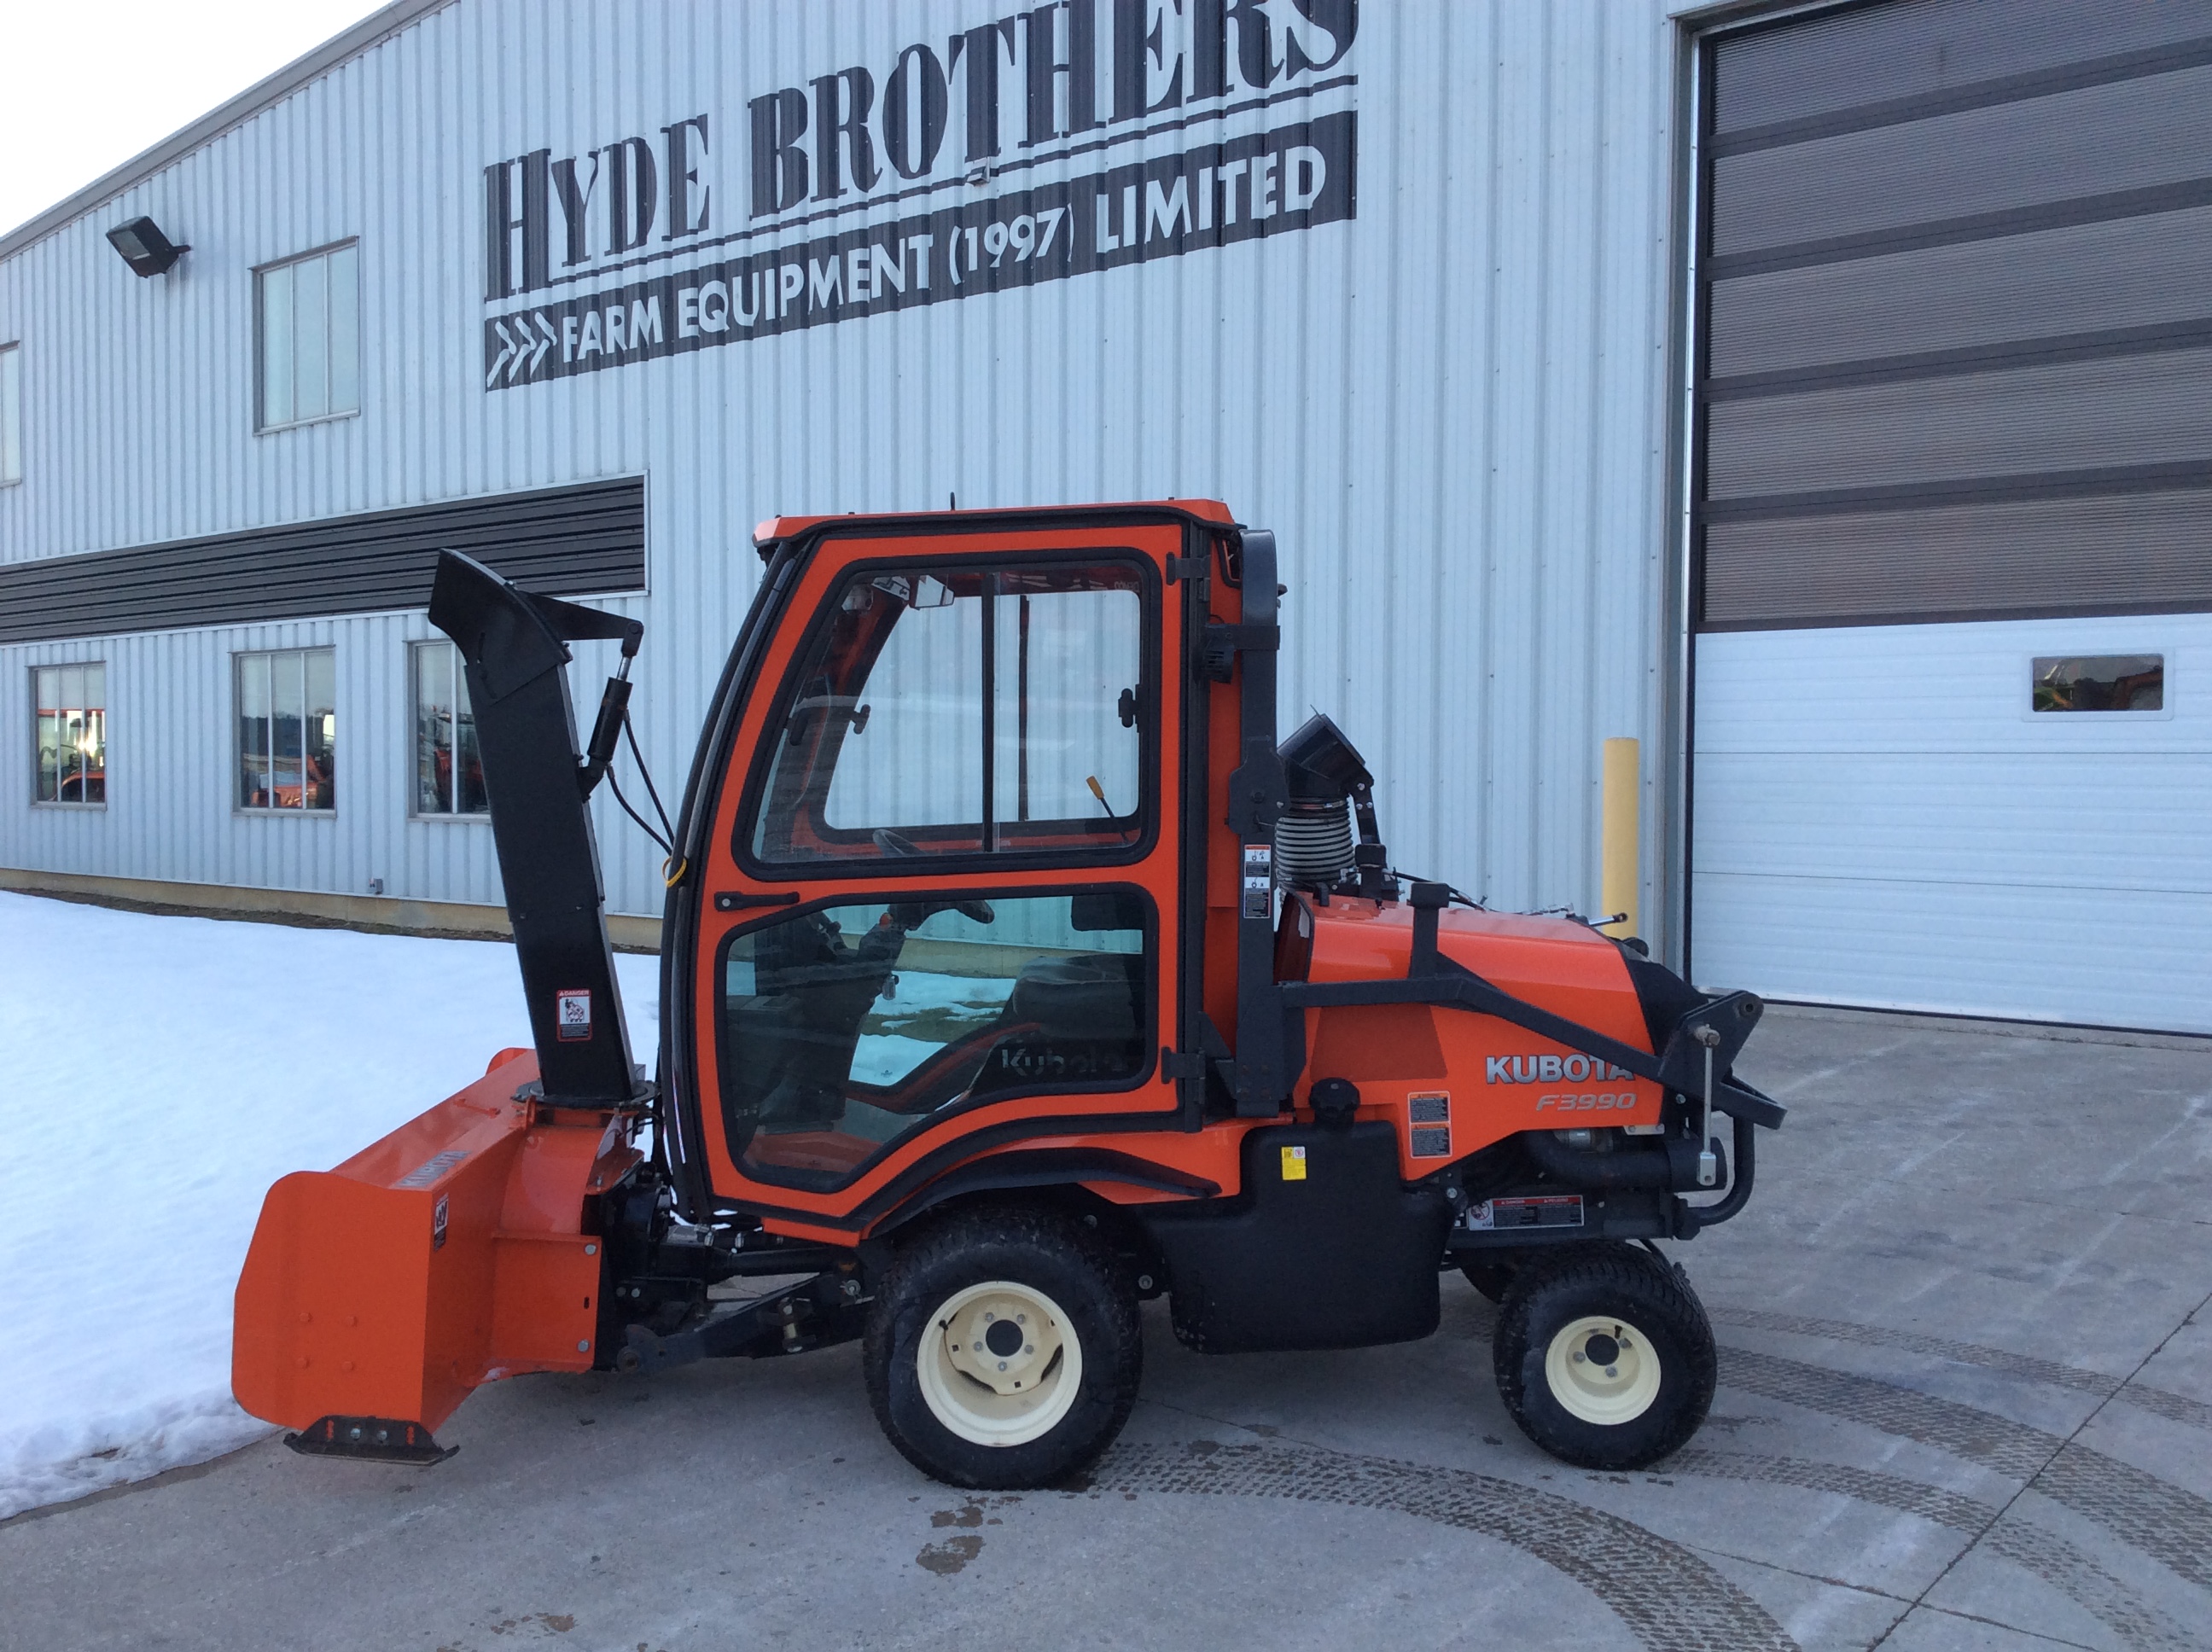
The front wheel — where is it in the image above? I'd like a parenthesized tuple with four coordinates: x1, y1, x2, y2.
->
(864, 1207, 1141, 1489)
(1493, 1244, 1715, 1470)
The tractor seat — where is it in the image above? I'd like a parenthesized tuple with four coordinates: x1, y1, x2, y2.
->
(969, 951, 1144, 1095)
(1008, 951, 1140, 1037)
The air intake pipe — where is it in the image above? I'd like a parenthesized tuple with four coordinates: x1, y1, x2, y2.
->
(1276, 713, 1392, 899)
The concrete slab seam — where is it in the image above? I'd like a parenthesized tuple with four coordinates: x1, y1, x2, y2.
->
(1720, 1349, 2212, 1596)
(1668, 1448, 2199, 1652)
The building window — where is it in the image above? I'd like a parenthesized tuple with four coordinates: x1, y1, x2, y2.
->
(412, 641, 486, 816)
(2033, 654, 2165, 713)
(236, 649, 335, 811)
(0, 341, 20, 485)
(33, 664, 104, 805)
(256, 242, 359, 431)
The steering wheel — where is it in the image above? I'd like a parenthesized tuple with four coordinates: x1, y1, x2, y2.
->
(871, 829, 994, 926)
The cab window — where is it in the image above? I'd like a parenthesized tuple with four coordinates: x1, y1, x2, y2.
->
(718, 890, 1150, 1190)
(748, 561, 1147, 866)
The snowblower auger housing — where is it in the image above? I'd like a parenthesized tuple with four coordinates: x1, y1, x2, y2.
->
(234, 502, 1784, 1482)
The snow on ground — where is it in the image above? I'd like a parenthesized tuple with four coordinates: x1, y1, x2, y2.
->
(0, 891, 658, 1521)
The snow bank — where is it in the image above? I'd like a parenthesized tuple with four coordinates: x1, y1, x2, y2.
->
(0, 892, 658, 1521)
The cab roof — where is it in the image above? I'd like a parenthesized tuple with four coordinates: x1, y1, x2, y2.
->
(752, 499, 1237, 557)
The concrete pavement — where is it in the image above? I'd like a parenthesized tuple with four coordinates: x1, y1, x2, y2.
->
(5, 1005, 2209, 1652)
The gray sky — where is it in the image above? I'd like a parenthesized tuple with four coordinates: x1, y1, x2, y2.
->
(1, 1, 390, 238)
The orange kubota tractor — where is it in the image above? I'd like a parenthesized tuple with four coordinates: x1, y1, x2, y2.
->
(234, 503, 1781, 1487)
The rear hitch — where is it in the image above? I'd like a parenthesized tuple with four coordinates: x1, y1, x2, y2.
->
(285, 1415, 457, 1466)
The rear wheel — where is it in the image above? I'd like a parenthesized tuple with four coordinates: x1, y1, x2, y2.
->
(1493, 1244, 1714, 1470)
(864, 1207, 1141, 1489)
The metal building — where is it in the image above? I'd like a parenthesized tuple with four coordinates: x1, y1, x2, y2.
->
(0, 0, 2203, 1034)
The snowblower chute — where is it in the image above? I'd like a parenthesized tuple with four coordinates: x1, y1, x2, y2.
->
(234, 504, 1785, 1483)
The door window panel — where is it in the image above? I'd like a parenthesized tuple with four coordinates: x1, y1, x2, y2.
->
(749, 561, 1145, 865)
(996, 581, 1144, 830)
(824, 578, 984, 840)
(719, 891, 1150, 1190)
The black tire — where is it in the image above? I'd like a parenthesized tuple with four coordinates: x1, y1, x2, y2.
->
(864, 1207, 1142, 1490)
(1492, 1244, 1715, 1470)
(1458, 1258, 1519, 1304)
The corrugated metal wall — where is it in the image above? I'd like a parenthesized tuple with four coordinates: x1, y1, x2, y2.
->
(0, 0, 1684, 931)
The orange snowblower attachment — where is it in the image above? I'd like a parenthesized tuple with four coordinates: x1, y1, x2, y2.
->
(232, 1049, 641, 1457)
(234, 551, 656, 1460)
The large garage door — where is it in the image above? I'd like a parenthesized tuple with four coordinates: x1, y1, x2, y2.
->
(1688, 0, 2212, 1032)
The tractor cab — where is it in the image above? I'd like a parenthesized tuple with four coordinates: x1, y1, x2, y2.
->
(232, 501, 1784, 1492)
(675, 521, 1186, 1219)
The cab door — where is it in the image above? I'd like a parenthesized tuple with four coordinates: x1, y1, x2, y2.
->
(687, 516, 1202, 1232)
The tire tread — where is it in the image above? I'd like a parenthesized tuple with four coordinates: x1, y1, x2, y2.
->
(1492, 1242, 1716, 1471)
(863, 1204, 1141, 1490)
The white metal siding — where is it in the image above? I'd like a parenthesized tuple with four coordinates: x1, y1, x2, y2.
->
(1692, 615, 2212, 1033)
(0, 0, 1683, 928)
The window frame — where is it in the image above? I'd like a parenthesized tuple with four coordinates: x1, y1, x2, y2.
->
(30, 660, 107, 809)
(253, 239, 362, 434)
(732, 549, 1162, 881)
(232, 646, 339, 815)
(0, 340, 21, 487)
(408, 639, 489, 821)
(711, 882, 1161, 1195)
(2023, 649, 2175, 722)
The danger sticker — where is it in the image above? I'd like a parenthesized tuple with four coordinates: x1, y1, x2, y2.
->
(1280, 1143, 1307, 1182)
(1464, 1195, 1585, 1232)
(556, 988, 592, 1041)
(1242, 843, 1274, 919)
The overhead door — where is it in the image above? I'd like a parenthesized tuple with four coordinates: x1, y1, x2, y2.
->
(1687, 0, 2212, 1032)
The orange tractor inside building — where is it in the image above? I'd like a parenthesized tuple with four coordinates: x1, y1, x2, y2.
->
(234, 502, 1781, 1487)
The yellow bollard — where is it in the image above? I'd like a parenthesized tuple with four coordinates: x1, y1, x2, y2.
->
(1599, 737, 1639, 939)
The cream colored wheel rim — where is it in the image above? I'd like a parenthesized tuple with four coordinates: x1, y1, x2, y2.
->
(918, 1281, 1083, 1446)
(1544, 1315, 1662, 1426)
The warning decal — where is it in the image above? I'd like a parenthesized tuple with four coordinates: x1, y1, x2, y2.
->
(1464, 1195, 1585, 1232)
(556, 988, 593, 1042)
(1280, 1143, 1308, 1182)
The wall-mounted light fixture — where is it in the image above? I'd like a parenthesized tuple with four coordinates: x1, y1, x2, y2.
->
(106, 216, 189, 277)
